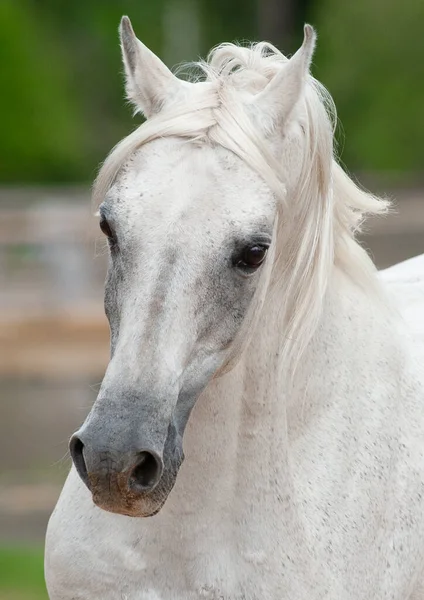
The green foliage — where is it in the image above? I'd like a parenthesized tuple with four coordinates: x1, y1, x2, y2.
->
(0, 0, 422, 183)
(312, 0, 424, 173)
(0, 1, 88, 181)
(197, 0, 256, 52)
(0, 547, 47, 599)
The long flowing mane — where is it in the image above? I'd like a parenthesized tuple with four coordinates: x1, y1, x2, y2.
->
(94, 41, 389, 369)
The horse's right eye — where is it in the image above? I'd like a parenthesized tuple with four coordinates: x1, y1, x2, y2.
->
(100, 217, 114, 240)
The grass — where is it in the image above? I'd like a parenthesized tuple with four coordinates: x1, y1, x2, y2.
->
(0, 547, 47, 600)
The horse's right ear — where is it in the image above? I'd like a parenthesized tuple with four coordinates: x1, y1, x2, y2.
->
(119, 16, 183, 118)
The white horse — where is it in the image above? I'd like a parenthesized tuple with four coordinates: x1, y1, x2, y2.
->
(45, 15, 424, 600)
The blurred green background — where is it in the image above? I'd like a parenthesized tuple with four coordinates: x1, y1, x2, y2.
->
(1, 0, 424, 184)
(0, 1, 423, 598)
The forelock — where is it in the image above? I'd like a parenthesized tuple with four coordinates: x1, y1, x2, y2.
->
(93, 41, 322, 208)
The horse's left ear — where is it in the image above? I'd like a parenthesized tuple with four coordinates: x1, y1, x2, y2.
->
(119, 16, 184, 117)
(255, 25, 316, 130)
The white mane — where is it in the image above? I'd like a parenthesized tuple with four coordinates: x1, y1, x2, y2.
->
(94, 41, 389, 369)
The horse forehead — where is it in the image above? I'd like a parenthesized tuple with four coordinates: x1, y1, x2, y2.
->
(113, 138, 274, 228)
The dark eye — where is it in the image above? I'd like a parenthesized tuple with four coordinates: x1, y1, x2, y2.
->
(99, 217, 115, 242)
(234, 244, 268, 271)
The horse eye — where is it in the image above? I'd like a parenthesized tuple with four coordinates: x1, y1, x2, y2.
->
(99, 217, 114, 240)
(235, 244, 268, 271)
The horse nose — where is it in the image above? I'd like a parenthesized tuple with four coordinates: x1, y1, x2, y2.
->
(69, 434, 90, 488)
(69, 434, 164, 494)
(128, 451, 163, 491)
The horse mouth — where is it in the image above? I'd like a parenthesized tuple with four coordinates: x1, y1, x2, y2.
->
(88, 464, 179, 518)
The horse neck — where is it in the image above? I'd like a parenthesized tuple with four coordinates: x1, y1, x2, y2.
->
(152, 264, 406, 590)
(180, 266, 398, 509)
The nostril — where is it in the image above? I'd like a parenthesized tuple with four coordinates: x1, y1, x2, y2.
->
(69, 435, 90, 490)
(129, 451, 163, 492)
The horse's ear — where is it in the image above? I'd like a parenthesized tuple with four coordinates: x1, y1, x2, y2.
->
(255, 25, 316, 130)
(119, 16, 183, 117)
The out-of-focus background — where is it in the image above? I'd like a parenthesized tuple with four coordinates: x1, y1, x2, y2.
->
(0, 0, 423, 597)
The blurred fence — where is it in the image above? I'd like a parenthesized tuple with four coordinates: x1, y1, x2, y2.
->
(0, 188, 108, 545)
(0, 185, 423, 544)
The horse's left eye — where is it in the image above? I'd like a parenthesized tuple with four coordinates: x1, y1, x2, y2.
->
(235, 245, 268, 271)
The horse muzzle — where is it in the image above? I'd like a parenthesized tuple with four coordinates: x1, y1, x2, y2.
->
(69, 427, 182, 517)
